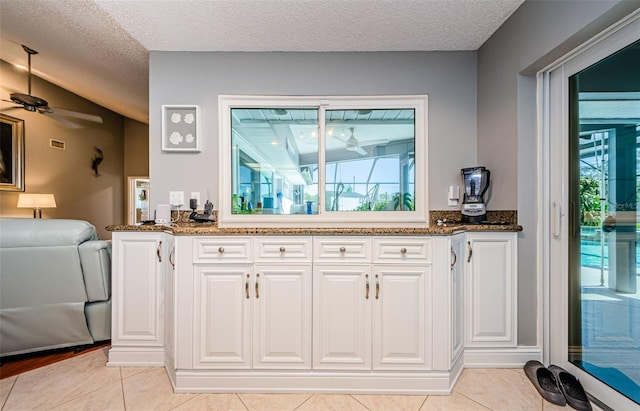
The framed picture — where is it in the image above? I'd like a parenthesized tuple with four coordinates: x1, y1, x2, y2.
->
(0, 113, 25, 191)
(162, 105, 201, 152)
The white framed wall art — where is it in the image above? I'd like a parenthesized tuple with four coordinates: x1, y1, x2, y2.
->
(162, 105, 201, 152)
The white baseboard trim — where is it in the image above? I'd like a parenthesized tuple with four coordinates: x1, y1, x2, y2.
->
(106, 346, 165, 367)
(171, 370, 455, 395)
(463, 346, 541, 368)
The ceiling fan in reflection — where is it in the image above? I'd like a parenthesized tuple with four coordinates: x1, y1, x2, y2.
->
(1, 45, 103, 129)
(334, 127, 389, 156)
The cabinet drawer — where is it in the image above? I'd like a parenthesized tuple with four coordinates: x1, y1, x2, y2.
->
(313, 237, 371, 262)
(373, 237, 431, 263)
(254, 236, 312, 262)
(193, 237, 253, 263)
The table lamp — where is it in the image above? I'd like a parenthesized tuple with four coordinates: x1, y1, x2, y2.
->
(17, 193, 57, 218)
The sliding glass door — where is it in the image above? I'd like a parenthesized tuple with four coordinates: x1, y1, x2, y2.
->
(547, 15, 640, 410)
(568, 39, 640, 405)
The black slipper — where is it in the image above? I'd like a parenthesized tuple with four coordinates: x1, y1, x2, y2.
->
(524, 360, 566, 406)
(549, 365, 592, 411)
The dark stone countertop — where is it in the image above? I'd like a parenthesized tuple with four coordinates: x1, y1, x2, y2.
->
(107, 210, 521, 236)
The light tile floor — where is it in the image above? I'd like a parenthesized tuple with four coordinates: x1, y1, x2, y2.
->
(0, 348, 604, 411)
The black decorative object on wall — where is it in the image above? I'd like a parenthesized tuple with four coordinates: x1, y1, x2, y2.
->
(92, 147, 103, 177)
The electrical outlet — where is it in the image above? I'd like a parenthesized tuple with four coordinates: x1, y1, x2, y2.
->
(169, 191, 184, 207)
(190, 192, 200, 204)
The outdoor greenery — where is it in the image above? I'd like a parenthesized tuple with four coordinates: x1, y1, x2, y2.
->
(580, 176, 601, 226)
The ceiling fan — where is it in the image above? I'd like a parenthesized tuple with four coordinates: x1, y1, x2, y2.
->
(1, 45, 103, 129)
(336, 127, 389, 156)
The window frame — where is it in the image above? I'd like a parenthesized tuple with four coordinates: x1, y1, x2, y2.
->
(219, 95, 428, 228)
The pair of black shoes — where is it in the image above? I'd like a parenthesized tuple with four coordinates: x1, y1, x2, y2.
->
(524, 360, 592, 410)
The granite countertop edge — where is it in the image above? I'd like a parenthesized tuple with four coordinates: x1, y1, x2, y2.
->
(106, 223, 522, 236)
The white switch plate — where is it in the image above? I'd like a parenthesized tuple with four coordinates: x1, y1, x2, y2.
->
(448, 185, 459, 207)
(170, 191, 184, 206)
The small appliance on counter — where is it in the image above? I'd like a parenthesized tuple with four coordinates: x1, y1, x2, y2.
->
(189, 199, 215, 223)
(461, 166, 490, 223)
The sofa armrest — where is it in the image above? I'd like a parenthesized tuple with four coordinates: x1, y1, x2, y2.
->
(78, 240, 112, 302)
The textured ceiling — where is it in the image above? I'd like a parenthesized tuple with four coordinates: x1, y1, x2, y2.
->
(0, 0, 524, 124)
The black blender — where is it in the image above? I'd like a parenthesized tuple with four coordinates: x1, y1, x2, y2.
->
(461, 167, 490, 223)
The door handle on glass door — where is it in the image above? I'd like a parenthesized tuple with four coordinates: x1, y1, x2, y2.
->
(553, 202, 562, 238)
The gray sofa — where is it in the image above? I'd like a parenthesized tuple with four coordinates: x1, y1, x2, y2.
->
(0, 218, 111, 357)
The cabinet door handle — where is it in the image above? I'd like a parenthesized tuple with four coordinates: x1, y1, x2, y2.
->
(365, 274, 370, 299)
(169, 245, 175, 269)
(156, 241, 162, 262)
(255, 273, 260, 299)
(375, 274, 380, 299)
(218, 247, 225, 254)
(339, 246, 346, 253)
(245, 274, 250, 299)
(279, 246, 286, 253)
(400, 247, 407, 254)
(467, 241, 473, 263)
(450, 246, 457, 269)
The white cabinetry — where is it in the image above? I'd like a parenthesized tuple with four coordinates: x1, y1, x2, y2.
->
(313, 236, 371, 370)
(450, 233, 465, 367)
(105, 229, 521, 393)
(313, 236, 431, 371)
(192, 236, 312, 370)
(465, 232, 517, 347)
(108, 231, 168, 366)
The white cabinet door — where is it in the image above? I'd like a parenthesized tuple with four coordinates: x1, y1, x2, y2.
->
(253, 264, 312, 369)
(465, 232, 517, 347)
(372, 265, 431, 370)
(111, 231, 165, 346)
(164, 235, 176, 368)
(313, 264, 372, 370)
(194, 264, 252, 369)
(450, 233, 465, 366)
(109, 231, 167, 366)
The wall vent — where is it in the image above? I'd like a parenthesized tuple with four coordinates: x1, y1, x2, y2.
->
(50, 139, 66, 150)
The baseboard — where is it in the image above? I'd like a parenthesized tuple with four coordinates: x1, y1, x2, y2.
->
(463, 346, 541, 368)
(171, 370, 456, 394)
(106, 346, 165, 366)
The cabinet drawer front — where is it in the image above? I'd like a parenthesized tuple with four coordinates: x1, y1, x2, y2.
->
(254, 237, 312, 262)
(373, 237, 431, 263)
(313, 237, 371, 262)
(193, 237, 253, 263)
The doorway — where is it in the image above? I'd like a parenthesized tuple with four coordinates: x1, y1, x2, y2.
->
(545, 13, 640, 410)
(127, 176, 150, 225)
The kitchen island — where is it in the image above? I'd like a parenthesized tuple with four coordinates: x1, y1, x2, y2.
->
(106, 212, 528, 394)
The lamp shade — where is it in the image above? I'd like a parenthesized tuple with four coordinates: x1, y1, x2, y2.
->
(17, 193, 57, 209)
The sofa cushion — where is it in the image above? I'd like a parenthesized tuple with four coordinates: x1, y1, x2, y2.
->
(79, 240, 112, 301)
(0, 219, 98, 248)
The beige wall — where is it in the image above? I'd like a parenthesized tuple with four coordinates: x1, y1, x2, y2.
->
(0, 60, 148, 239)
(124, 118, 149, 178)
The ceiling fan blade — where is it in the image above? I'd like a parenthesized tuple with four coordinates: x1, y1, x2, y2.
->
(40, 111, 83, 129)
(48, 107, 103, 124)
(358, 138, 390, 147)
(354, 146, 368, 155)
(0, 106, 25, 113)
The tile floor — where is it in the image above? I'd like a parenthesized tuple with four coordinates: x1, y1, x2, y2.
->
(0, 347, 604, 411)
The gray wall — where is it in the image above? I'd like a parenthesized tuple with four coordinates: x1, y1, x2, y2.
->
(149, 51, 478, 212)
(148, 2, 638, 348)
(478, 0, 640, 345)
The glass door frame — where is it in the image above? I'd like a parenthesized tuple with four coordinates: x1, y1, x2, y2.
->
(541, 11, 640, 410)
